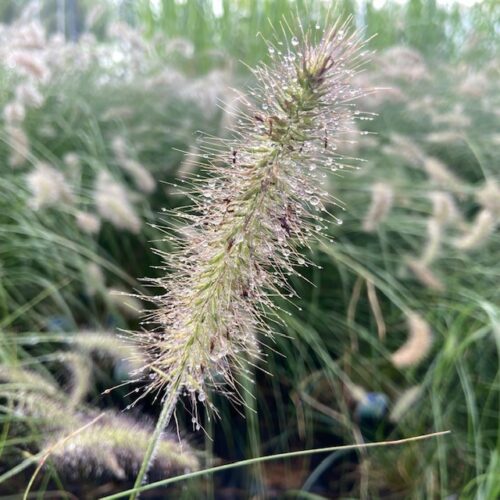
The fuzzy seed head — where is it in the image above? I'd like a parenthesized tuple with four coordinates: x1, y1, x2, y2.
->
(26, 162, 74, 209)
(44, 412, 198, 480)
(8, 49, 51, 82)
(134, 19, 369, 408)
(382, 133, 425, 168)
(406, 258, 445, 292)
(74, 330, 147, 374)
(423, 157, 464, 192)
(420, 218, 442, 265)
(85, 262, 105, 296)
(3, 100, 26, 125)
(76, 211, 101, 234)
(389, 385, 423, 423)
(425, 130, 463, 144)
(453, 209, 497, 251)
(391, 312, 433, 368)
(94, 171, 141, 233)
(107, 287, 143, 318)
(362, 182, 394, 232)
(120, 158, 156, 194)
(475, 179, 500, 217)
(63, 152, 81, 169)
(429, 191, 461, 226)
(15, 81, 44, 108)
(7, 126, 30, 167)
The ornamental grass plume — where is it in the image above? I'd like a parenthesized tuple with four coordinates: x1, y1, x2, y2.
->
(390, 312, 433, 369)
(389, 385, 423, 423)
(71, 330, 147, 373)
(15, 81, 44, 108)
(382, 133, 425, 168)
(420, 218, 442, 265)
(26, 161, 74, 209)
(44, 412, 199, 482)
(423, 156, 465, 193)
(130, 16, 369, 491)
(6, 125, 30, 167)
(406, 257, 445, 292)
(362, 182, 394, 232)
(75, 210, 101, 234)
(429, 191, 462, 226)
(112, 136, 156, 194)
(0, 376, 198, 483)
(94, 171, 142, 233)
(3, 101, 26, 125)
(475, 179, 500, 216)
(453, 209, 496, 251)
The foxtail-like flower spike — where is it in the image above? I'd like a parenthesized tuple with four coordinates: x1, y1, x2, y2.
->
(135, 19, 369, 412)
(390, 312, 433, 368)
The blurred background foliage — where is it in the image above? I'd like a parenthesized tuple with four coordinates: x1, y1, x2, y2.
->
(0, 0, 498, 498)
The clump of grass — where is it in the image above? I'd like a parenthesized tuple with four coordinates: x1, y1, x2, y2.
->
(1, 1, 498, 497)
(0, 5, 227, 332)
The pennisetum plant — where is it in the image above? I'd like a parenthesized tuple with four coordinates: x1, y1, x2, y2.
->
(129, 16, 370, 495)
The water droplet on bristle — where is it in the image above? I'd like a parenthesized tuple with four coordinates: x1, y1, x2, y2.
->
(291, 36, 299, 46)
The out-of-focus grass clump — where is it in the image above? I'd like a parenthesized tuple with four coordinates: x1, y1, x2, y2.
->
(0, 1, 227, 496)
(0, 2, 230, 332)
(0, 0, 498, 498)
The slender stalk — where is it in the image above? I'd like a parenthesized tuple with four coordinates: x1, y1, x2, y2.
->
(105, 431, 451, 499)
(130, 382, 180, 500)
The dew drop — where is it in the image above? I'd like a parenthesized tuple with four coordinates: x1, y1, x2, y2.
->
(198, 392, 206, 402)
(310, 196, 320, 206)
(291, 36, 299, 46)
(268, 46, 275, 55)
